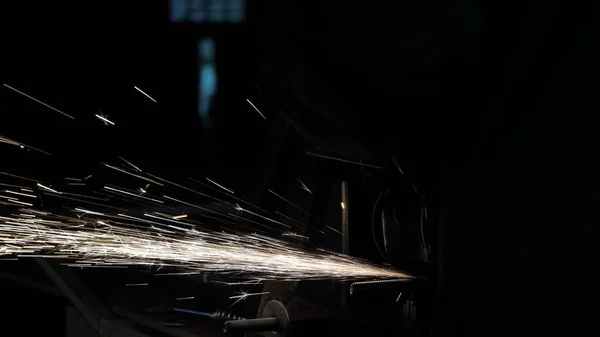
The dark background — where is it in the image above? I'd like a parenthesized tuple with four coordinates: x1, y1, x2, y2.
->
(0, 1, 265, 184)
(1, 1, 600, 336)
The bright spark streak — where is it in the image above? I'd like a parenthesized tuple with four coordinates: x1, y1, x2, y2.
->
(118, 156, 142, 172)
(341, 202, 345, 210)
(0, 135, 51, 155)
(2, 84, 75, 119)
(235, 204, 289, 228)
(246, 99, 266, 120)
(95, 114, 115, 126)
(104, 186, 163, 204)
(205, 177, 234, 194)
(0, 136, 19, 146)
(36, 183, 59, 194)
(6, 199, 33, 207)
(4, 190, 36, 199)
(74, 208, 104, 216)
(21, 209, 47, 216)
(102, 163, 163, 186)
(134, 86, 157, 103)
(297, 178, 312, 193)
(282, 232, 309, 240)
(173, 214, 187, 220)
(176, 296, 195, 300)
(0, 171, 41, 183)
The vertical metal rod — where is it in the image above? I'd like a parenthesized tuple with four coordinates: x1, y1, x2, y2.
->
(341, 181, 349, 254)
(341, 181, 349, 307)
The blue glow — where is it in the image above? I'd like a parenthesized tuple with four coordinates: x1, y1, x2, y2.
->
(170, 0, 245, 23)
(173, 308, 213, 317)
(198, 38, 217, 123)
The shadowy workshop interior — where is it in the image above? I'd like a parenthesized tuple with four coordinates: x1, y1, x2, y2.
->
(1, 1, 599, 336)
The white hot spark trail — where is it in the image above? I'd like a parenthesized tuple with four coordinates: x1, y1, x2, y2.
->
(0, 210, 409, 280)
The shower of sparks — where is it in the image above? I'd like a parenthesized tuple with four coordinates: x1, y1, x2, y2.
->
(0, 83, 411, 283)
(0, 205, 409, 280)
(2, 84, 75, 120)
(95, 114, 115, 126)
(246, 99, 266, 120)
(205, 177, 234, 194)
(134, 86, 157, 103)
